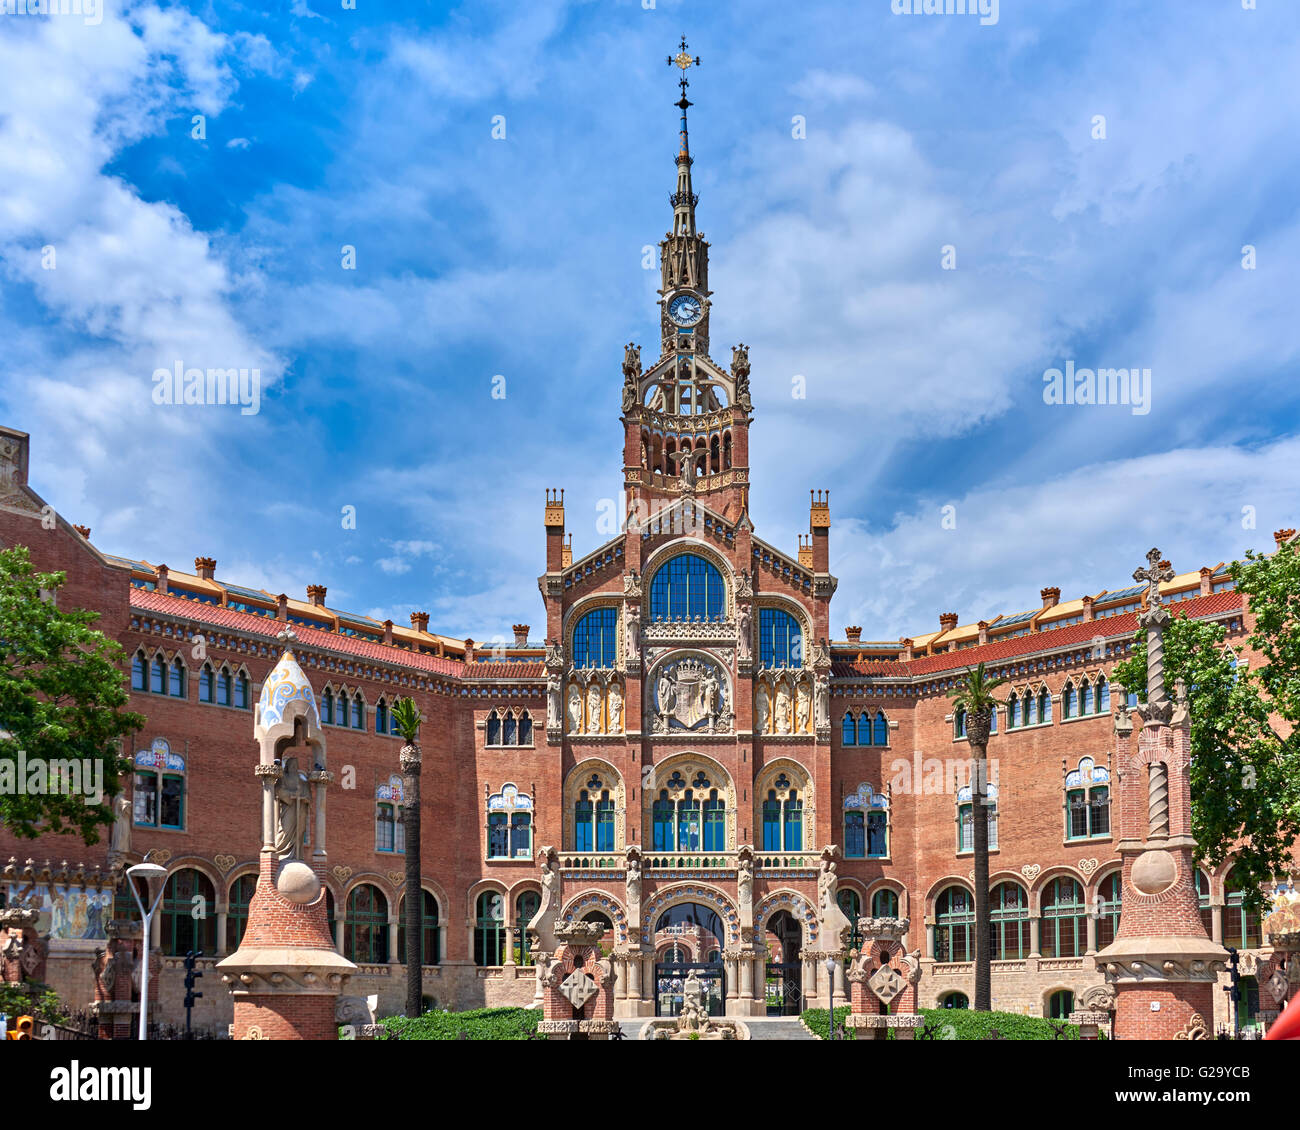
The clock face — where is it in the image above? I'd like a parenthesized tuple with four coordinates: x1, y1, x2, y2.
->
(668, 294, 703, 327)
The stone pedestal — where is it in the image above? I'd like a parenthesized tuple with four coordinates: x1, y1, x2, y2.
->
(536, 921, 622, 1040)
(845, 917, 923, 1040)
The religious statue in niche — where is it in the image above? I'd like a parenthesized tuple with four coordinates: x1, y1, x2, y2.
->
(737, 604, 752, 661)
(815, 674, 830, 731)
(796, 682, 811, 733)
(775, 684, 792, 734)
(274, 757, 311, 862)
(650, 657, 730, 734)
(547, 673, 562, 730)
(567, 685, 582, 734)
(608, 683, 624, 733)
(586, 684, 603, 733)
(624, 602, 640, 661)
(756, 690, 769, 736)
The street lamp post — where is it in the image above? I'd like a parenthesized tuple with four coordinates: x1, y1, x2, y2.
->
(127, 863, 168, 1041)
(824, 957, 838, 1041)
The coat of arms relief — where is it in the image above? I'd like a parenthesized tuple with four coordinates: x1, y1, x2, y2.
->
(649, 656, 732, 734)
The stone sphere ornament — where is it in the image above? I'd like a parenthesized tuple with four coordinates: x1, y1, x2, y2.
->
(1130, 849, 1177, 896)
(276, 860, 321, 904)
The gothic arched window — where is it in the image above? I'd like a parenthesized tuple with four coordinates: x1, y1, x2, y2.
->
(934, 887, 973, 962)
(573, 607, 618, 669)
(841, 712, 856, 746)
(132, 650, 147, 692)
(649, 554, 725, 622)
(150, 654, 166, 695)
(217, 666, 232, 707)
(1062, 681, 1076, 719)
(1037, 687, 1051, 722)
(1081, 680, 1094, 715)
(873, 711, 888, 746)
(162, 869, 217, 956)
(1041, 877, 1087, 958)
(346, 884, 389, 964)
(758, 608, 802, 669)
(1098, 676, 1110, 712)
(169, 657, 186, 698)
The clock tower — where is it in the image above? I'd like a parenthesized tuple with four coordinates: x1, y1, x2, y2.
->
(621, 38, 753, 524)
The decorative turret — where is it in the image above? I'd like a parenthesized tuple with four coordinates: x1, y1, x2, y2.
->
(619, 39, 752, 523)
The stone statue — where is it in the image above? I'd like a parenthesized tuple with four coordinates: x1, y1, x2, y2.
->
(818, 848, 853, 948)
(775, 684, 792, 734)
(731, 344, 751, 410)
(586, 683, 603, 733)
(567, 685, 582, 734)
(608, 683, 623, 732)
(625, 848, 642, 909)
(622, 343, 641, 412)
(547, 673, 562, 729)
(273, 758, 311, 862)
(623, 603, 640, 661)
(815, 674, 830, 731)
(530, 846, 562, 955)
(701, 669, 720, 719)
(737, 604, 752, 661)
(756, 689, 769, 735)
(680, 970, 707, 1032)
(110, 794, 132, 858)
(656, 671, 675, 717)
(796, 682, 811, 734)
(736, 850, 753, 909)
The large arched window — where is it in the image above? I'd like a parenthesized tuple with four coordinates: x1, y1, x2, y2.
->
(843, 783, 888, 859)
(838, 889, 862, 952)
(474, 891, 506, 966)
(516, 892, 540, 965)
(573, 607, 618, 669)
(161, 869, 217, 956)
(935, 887, 973, 962)
(649, 553, 725, 622)
(226, 874, 257, 951)
(758, 608, 802, 669)
(487, 784, 533, 860)
(397, 890, 441, 967)
(1225, 872, 1263, 949)
(1097, 871, 1122, 949)
(989, 882, 1030, 960)
(872, 888, 899, 918)
(1195, 870, 1215, 937)
(760, 775, 803, 852)
(345, 884, 389, 964)
(1041, 877, 1087, 958)
(573, 783, 616, 853)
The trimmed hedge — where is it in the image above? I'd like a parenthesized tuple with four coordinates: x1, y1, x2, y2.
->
(377, 1006, 542, 1041)
(803, 1005, 1091, 1041)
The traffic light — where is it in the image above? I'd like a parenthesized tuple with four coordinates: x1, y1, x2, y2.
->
(10, 1016, 34, 1041)
(183, 951, 204, 1031)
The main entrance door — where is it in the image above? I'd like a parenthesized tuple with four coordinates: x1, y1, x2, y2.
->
(652, 903, 727, 1017)
(765, 909, 803, 1016)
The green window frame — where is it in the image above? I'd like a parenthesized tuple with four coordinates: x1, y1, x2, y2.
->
(226, 874, 257, 951)
(1040, 877, 1086, 958)
(989, 882, 1030, 960)
(397, 890, 441, 967)
(161, 869, 216, 956)
(345, 884, 389, 964)
(935, 887, 973, 963)
(474, 891, 505, 967)
(1097, 871, 1122, 949)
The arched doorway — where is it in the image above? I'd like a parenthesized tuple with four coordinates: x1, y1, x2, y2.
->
(653, 903, 726, 1017)
(765, 909, 803, 1016)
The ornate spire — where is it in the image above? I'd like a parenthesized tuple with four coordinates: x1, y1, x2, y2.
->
(667, 36, 701, 239)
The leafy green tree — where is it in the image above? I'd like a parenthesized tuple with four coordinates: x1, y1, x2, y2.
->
(391, 695, 424, 1017)
(947, 661, 1008, 1011)
(1111, 541, 1300, 913)
(0, 545, 143, 842)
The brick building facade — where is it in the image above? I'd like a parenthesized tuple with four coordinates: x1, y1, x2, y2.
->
(0, 70, 1294, 1035)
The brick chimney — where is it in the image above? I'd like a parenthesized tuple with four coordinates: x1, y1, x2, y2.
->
(977, 620, 988, 646)
(939, 612, 958, 633)
(545, 490, 566, 573)
(73, 524, 90, 538)
(1199, 567, 1213, 596)
(410, 611, 430, 633)
(383, 619, 393, 645)
(306, 584, 327, 607)
(194, 556, 216, 581)
(512, 624, 530, 647)
(276, 593, 288, 621)
(809, 491, 830, 573)
(463, 638, 475, 664)
(154, 564, 169, 595)
(1081, 595, 1095, 622)
(1275, 528, 1297, 550)
(899, 637, 913, 661)
(1040, 586, 1060, 608)
(845, 626, 862, 643)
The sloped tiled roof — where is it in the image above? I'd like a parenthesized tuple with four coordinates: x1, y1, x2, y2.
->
(130, 589, 466, 678)
(833, 590, 1243, 680)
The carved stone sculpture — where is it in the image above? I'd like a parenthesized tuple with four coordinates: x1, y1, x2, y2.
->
(273, 757, 311, 862)
(775, 684, 792, 734)
(567, 685, 582, 734)
(586, 684, 602, 733)
(607, 683, 623, 733)
(547, 674, 562, 729)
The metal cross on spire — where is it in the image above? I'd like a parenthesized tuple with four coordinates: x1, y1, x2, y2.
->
(668, 34, 701, 100)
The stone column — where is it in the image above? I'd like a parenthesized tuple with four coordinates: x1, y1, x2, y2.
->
(1085, 914, 1098, 956)
(387, 918, 399, 966)
(1029, 917, 1041, 957)
(216, 903, 229, 957)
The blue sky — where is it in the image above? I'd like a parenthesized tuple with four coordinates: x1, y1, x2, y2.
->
(1, 0, 1298, 646)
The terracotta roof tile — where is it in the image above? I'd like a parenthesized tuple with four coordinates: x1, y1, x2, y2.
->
(131, 589, 467, 678)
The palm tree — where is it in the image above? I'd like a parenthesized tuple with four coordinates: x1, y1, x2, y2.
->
(391, 695, 424, 1018)
(947, 662, 1008, 1012)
